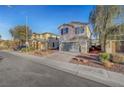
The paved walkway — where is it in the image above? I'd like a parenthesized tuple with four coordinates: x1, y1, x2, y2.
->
(4, 50, 124, 87)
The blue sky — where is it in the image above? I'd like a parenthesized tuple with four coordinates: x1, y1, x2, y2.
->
(0, 5, 94, 40)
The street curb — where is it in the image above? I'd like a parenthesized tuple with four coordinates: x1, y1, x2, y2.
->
(5, 51, 124, 87)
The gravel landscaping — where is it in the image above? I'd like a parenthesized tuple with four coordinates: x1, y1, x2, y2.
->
(25, 50, 56, 57)
(70, 54, 124, 74)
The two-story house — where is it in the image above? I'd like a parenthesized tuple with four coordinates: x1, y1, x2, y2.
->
(31, 32, 59, 50)
(58, 21, 91, 53)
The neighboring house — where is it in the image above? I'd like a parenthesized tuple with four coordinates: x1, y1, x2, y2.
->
(31, 32, 59, 50)
(106, 25, 124, 53)
(58, 21, 91, 53)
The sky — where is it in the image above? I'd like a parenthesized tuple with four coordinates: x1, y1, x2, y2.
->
(0, 5, 94, 40)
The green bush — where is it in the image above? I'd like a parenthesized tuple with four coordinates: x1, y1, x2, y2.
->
(99, 53, 110, 62)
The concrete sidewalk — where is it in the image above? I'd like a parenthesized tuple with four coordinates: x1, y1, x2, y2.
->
(5, 51, 124, 87)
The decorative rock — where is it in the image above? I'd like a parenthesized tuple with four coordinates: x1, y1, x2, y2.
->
(83, 59, 89, 64)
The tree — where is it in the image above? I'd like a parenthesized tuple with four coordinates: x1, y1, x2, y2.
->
(107, 24, 124, 40)
(4, 40, 11, 48)
(0, 35, 1, 40)
(9, 25, 32, 46)
(89, 5, 122, 52)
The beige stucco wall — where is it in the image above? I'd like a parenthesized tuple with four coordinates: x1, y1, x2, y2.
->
(106, 40, 117, 53)
(59, 25, 91, 42)
(31, 33, 59, 50)
(31, 33, 59, 40)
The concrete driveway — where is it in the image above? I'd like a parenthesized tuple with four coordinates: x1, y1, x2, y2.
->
(0, 51, 107, 87)
(45, 51, 77, 62)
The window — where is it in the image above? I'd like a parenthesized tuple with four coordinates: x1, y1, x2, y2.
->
(65, 28, 68, 34)
(75, 27, 80, 34)
(75, 27, 84, 34)
(61, 28, 69, 35)
(61, 29, 63, 35)
(80, 28, 84, 33)
(75, 27, 79, 34)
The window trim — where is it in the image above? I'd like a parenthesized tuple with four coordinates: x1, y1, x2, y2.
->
(75, 27, 84, 34)
(61, 27, 69, 35)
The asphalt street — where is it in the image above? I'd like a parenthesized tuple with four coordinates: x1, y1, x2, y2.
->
(0, 51, 107, 87)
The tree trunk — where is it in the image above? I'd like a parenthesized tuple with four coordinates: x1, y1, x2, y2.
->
(102, 33, 107, 52)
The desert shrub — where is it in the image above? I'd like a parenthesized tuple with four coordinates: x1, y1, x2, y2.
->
(28, 47, 35, 51)
(99, 53, 110, 62)
(0, 46, 8, 50)
(21, 48, 27, 52)
(21, 47, 35, 52)
(110, 53, 124, 64)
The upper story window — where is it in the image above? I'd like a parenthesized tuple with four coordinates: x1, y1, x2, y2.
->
(61, 28, 69, 35)
(61, 29, 63, 35)
(75, 27, 79, 34)
(65, 28, 68, 34)
(80, 27, 84, 33)
(75, 27, 84, 34)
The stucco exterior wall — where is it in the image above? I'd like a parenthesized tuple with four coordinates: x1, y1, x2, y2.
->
(31, 33, 59, 50)
(58, 22, 91, 53)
